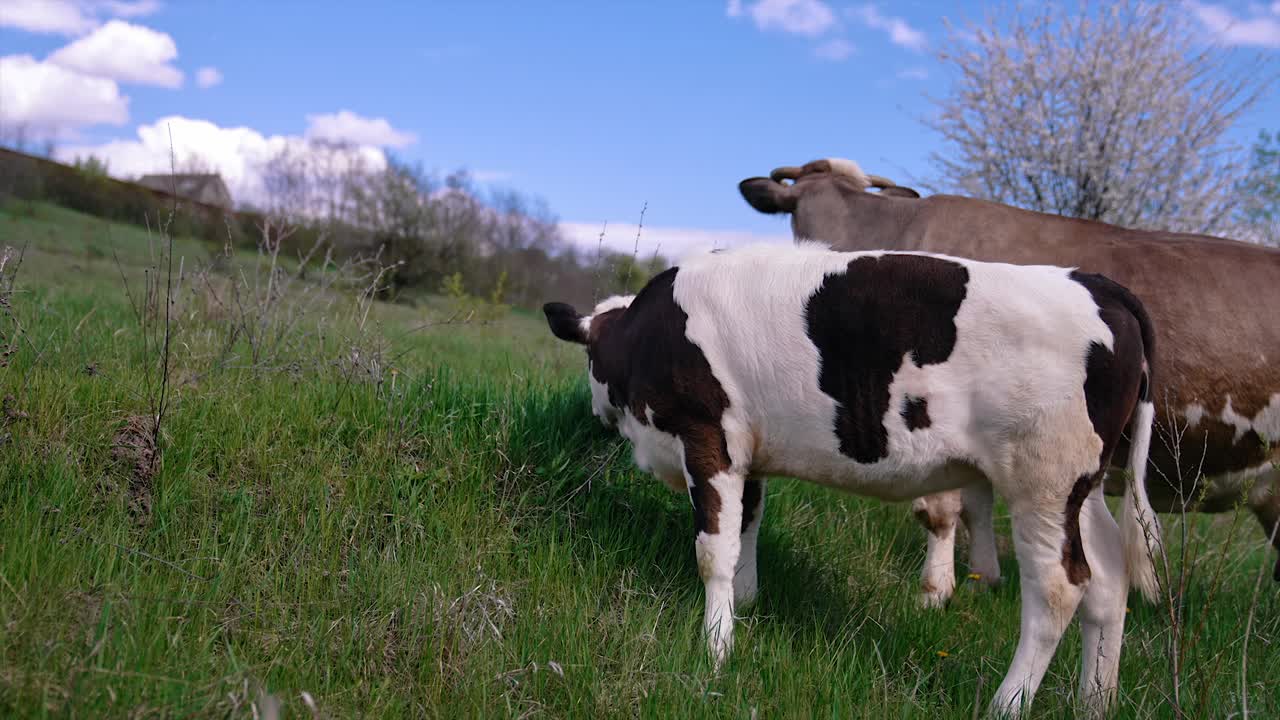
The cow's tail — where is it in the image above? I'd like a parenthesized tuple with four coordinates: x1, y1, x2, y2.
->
(1122, 397, 1162, 603)
(1118, 290, 1162, 604)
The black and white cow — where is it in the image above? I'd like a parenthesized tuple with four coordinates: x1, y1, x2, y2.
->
(543, 242, 1161, 716)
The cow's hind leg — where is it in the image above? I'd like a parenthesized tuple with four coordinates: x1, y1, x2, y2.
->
(1077, 486, 1127, 715)
(913, 489, 961, 608)
(914, 468, 1000, 608)
(990, 500, 1089, 716)
(735, 477, 765, 608)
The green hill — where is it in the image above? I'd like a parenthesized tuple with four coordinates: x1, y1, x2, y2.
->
(0, 201, 1274, 718)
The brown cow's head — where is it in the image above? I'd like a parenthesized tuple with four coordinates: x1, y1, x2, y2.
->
(739, 158, 920, 250)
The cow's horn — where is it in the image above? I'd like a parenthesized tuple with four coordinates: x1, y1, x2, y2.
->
(867, 174, 897, 188)
(769, 166, 804, 182)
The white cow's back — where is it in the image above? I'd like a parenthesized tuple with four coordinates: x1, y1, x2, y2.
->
(670, 243, 1113, 500)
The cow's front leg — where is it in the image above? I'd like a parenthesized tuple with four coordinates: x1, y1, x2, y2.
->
(686, 452, 745, 668)
(961, 481, 1002, 588)
(734, 477, 766, 608)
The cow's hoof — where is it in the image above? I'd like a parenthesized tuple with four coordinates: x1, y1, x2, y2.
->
(918, 587, 951, 609)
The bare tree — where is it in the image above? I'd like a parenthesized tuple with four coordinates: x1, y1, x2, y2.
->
(258, 139, 373, 225)
(251, 143, 652, 308)
(308, 139, 365, 224)
(349, 157, 433, 294)
(424, 171, 484, 275)
(926, 0, 1270, 234)
(259, 143, 313, 221)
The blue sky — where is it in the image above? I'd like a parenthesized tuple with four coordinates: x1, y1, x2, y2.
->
(2, 0, 1278, 256)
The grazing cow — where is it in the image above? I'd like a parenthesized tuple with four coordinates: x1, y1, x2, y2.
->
(543, 243, 1161, 716)
(740, 159, 1280, 605)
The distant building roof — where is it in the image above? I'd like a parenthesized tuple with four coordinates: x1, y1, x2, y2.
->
(136, 173, 233, 209)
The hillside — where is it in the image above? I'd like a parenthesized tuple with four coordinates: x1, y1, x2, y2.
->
(0, 201, 1275, 718)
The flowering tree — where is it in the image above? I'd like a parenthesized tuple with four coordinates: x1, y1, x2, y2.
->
(1235, 129, 1280, 246)
(926, 0, 1268, 235)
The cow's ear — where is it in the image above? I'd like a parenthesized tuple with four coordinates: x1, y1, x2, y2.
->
(544, 302, 588, 344)
(739, 177, 798, 214)
(877, 186, 920, 199)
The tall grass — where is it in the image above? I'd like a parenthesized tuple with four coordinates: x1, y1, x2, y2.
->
(0, 202, 1275, 718)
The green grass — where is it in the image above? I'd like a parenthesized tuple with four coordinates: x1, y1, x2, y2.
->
(0, 202, 1275, 718)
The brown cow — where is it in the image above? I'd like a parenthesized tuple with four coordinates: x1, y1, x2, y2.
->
(740, 158, 1280, 603)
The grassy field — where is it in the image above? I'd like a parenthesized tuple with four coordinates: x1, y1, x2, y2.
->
(0, 201, 1275, 718)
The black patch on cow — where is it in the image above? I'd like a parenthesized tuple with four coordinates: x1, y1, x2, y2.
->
(805, 255, 968, 463)
(589, 308, 625, 344)
(741, 478, 763, 534)
(1065, 271, 1156, 585)
(587, 268, 732, 535)
(902, 395, 931, 431)
(689, 461, 723, 535)
(1070, 271, 1154, 469)
(1062, 473, 1100, 585)
(1082, 341, 1125, 467)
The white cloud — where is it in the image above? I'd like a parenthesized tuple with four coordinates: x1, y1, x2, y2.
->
(48, 20, 183, 87)
(195, 66, 223, 88)
(896, 67, 928, 80)
(734, 0, 837, 37)
(560, 221, 790, 260)
(1187, 1, 1280, 48)
(850, 5, 927, 51)
(0, 54, 128, 136)
(814, 38, 855, 60)
(0, 0, 97, 34)
(0, 0, 160, 35)
(304, 110, 417, 148)
(56, 115, 390, 207)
